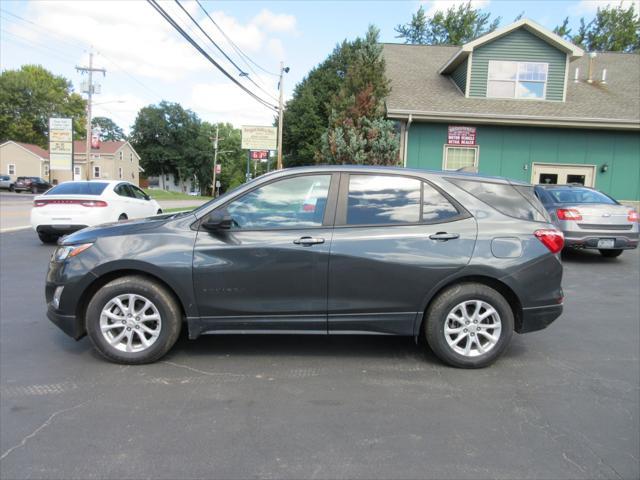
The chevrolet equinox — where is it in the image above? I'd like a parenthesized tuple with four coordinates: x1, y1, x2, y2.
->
(46, 166, 564, 368)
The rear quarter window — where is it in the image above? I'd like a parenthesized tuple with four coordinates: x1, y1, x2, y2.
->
(46, 182, 109, 196)
(449, 178, 548, 222)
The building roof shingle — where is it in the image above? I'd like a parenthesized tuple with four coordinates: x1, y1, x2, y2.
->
(382, 43, 640, 129)
(13, 141, 49, 159)
(73, 140, 127, 154)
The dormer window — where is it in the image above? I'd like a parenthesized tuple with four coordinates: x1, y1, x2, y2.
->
(487, 61, 548, 100)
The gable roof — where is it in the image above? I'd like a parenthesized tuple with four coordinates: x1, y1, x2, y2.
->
(383, 44, 640, 130)
(440, 19, 584, 74)
(0, 141, 49, 159)
(73, 140, 127, 154)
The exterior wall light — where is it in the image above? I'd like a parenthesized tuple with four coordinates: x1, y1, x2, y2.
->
(601, 164, 609, 173)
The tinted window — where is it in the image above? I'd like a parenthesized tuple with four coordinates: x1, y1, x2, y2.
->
(46, 182, 108, 196)
(226, 175, 331, 229)
(450, 178, 547, 222)
(423, 183, 459, 222)
(131, 185, 148, 200)
(547, 187, 617, 205)
(347, 175, 420, 225)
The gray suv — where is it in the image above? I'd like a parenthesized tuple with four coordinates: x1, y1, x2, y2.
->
(46, 166, 564, 368)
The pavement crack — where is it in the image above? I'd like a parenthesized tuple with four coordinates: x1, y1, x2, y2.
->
(162, 360, 245, 378)
(0, 400, 90, 461)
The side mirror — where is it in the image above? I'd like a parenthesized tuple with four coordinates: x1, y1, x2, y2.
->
(202, 211, 233, 231)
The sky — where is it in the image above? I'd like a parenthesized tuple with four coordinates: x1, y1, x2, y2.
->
(1, 0, 638, 134)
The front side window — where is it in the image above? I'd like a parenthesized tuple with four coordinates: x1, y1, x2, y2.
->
(487, 61, 548, 100)
(226, 175, 331, 230)
(347, 175, 421, 225)
(131, 185, 148, 200)
(444, 146, 478, 170)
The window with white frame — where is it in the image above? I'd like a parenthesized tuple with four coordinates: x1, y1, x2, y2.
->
(487, 61, 548, 100)
(130, 153, 133, 163)
(8, 164, 16, 175)
(93, 166, 101, 178)
(118, 167, 123, 179)
(44, 164, 50, 177)
(443, 146, 478, 170)
(119, 151, 123, 161)
(74, 166, 81, 177)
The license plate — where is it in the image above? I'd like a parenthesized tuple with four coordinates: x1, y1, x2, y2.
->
(597, 239, 615, 249)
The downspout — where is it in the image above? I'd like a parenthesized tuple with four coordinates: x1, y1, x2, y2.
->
(403, 114, 413, 167)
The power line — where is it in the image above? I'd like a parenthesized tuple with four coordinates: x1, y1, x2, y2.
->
(195, 0, 279, 78)
(146, 0, 277, 112)
(173, 0, 278, 103)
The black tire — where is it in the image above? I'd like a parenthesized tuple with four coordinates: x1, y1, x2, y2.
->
(9, 185, 14, 192)
(85, 276, 182, 364)
(424, 283, 514, 369)
(31, 186, 37, 194)
(118, 213, 128, 221)
(38, 232, 59, 244)
(157, 209, 163, 214)
(599, 249, 623, 258)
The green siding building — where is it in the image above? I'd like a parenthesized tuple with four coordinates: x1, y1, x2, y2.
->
(383, 19, 640, 202)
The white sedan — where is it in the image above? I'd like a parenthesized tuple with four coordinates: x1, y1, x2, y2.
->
(31, 180, 162, 243)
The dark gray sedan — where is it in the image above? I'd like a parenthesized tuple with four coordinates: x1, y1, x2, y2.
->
(46, 166, 565, 368)
(534, 184, 639, 258)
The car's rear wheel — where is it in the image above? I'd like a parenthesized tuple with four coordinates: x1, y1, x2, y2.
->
(118, 214, 128, 221)
(38, 232, 59, 244)
(85, 276, 182, 364)
(157, 209, 162, 214)
(599, 249, 623, 258)
(424, 283, 514, 368)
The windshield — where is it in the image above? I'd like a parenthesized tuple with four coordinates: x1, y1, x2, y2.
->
(46, 182, 109, 196)
(547, 188, 617, 205)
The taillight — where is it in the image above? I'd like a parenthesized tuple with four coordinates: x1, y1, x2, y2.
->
(556, 208, 582, 221)
(535, 229, 564, 254)
(628, 210, 639, 222)
(80, 200, 108, 207)
(32, 199, 108, 207)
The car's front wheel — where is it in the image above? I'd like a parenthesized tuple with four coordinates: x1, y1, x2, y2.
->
(599, 249, 623, 258)
(85, 276, 182, 364)
(424, 283, 514, 368)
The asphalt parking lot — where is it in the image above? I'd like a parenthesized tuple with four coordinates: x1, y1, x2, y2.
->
(0, 229, 638, 480)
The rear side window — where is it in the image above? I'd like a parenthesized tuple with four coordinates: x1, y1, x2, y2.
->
(46, 182, 108, 196)
(450, 178, 548, 222)
(422, 183, 460, 222)
(347, 175, 421, 225)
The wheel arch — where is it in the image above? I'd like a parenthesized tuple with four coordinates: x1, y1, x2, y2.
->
(416, 275, 523, 336)
(75, 268, 192, 332)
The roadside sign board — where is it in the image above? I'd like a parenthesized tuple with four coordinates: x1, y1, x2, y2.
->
(241, 126, 277, 150)
(250, 150, 269, 160)
(49, 117, 73, 171)
(447, 125, 477, 145)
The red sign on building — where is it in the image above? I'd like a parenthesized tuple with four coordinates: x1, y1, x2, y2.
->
(250, 150, 269, 161)
(447, 126, 477, 145)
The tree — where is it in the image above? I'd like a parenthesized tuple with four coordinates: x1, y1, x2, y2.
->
(554, 4, 640, 52)
(0, 65, 86, 147)
(319, 26, 399, 166)
(395, 2, 500, 45)
(129, 101, 204, 188)
(92, 116, 125, 141)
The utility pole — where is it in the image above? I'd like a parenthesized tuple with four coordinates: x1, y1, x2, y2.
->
(76, 49, 105, 180)
(276, 62, 289, 170)
(211, 124, 219, 197)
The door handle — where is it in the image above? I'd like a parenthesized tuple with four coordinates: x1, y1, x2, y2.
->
(429, 232, 460, 241)
(293, 236, 325, 246)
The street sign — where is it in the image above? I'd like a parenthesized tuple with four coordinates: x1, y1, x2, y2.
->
(215, 180, 221, 188)
(49, 117, 73, 171)
(241, 126, 277, 150)
(250, 150, 269, 160)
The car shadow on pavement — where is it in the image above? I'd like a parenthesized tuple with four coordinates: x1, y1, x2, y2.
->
(561, 248, 628, 264)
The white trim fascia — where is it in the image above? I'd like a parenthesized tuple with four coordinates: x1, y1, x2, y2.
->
(562, 54, 570, 102)
(387, 109, 640, 130)
(439, 48, 471, 74)
(465, 52, 473, 97)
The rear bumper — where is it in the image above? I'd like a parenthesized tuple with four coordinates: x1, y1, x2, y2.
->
(563, 231, 638, 250)
(36, 225, 87, 236)
(517, 304, 563, 333)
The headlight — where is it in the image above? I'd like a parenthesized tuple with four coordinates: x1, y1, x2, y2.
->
(54, 243, 93, 262)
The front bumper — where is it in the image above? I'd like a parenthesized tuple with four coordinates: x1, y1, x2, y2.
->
(47, 303, 84, 339)
(518, 304, 563, 333)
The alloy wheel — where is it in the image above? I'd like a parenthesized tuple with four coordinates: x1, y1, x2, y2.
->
(99, 294, 162, 353)
(444, 300, 502, 357)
